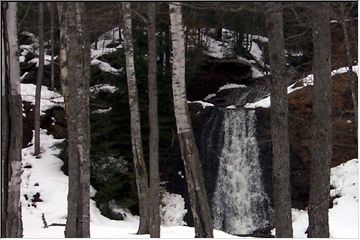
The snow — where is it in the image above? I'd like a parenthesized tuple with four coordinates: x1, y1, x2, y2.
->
(291, 159, 359, 238)
(20, 105, 358, 235)
(90, 27, 124, 75)
(188, 100, 214, 108)
(20, 130, 236, 238)
(91, 27, 123, 60)
(250, 34, 268, 43)
(28, 55, 57, 67)
(202, 33, 233, 59)
(244, 96, 270, 109)
(160, 192, 187, 226)
(204, 93, 216, 101)
(91, 59, 123, 75)
(218, 83, 247, 92)
(245, 65, 359, 109)
(21, 83, 64, 114)
(251, 67, 264, 78)
(20, 72, 29, 81)
(92, 107, 112, 114)
(92, 27, 122, 51)
(249, 41, 264, 66)
(226, 105, 236, 109)
(90, 84, 118, 94)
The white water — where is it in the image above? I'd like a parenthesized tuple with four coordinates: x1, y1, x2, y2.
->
(212, 109, 273, 235)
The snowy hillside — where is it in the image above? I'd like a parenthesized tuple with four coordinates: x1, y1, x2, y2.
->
(18, 26, 358, 238)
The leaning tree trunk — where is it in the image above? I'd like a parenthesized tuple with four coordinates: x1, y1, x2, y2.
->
(169, 2, 214, 238)
(265, 2, 293, 238)
(62, 2, 91, 238)
(340, 3, 357, 129)
(147, 2, 160, 238)
(47, 2, 55, 91)
(308, 3, 332, 238)
(34, 2, 44, 156)
(122, 2, 150, 235)
(1, 2, 23, 237)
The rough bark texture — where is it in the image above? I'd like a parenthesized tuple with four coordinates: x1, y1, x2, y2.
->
(48, 2, 55, 91)
(34, 2, 44, 156)
(339, 3, 358, 129)
(147, 2, 160, 238)
(265, 2, 293, 238)
(1, 2, 23, 237)
(308, 3, 332, 238)
(57, 3, 69, 113)
(1, 10, 9, 236)
(122, 2, 150, 235)
(61, 2, 91, 238)
(169, 2, 214, 238)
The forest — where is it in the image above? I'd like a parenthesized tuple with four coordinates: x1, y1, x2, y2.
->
(1, 1, 358, 238)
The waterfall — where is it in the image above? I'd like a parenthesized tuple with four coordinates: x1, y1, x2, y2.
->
(211, 109, 273, 235)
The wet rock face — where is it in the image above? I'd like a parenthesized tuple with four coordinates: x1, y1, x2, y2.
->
(186, 58, 253, 101)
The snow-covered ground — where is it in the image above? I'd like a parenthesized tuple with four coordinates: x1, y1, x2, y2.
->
(21, 83, 64, 115)
(21, 127, 358, 238)
(20, 130, 237, 238)
(291, 159, 359, 238)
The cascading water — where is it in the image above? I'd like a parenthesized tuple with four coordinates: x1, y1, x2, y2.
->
(211, 108, 273, 235)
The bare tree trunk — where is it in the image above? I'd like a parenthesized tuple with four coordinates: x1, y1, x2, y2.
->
(48, 2, 55, 91)
(60, 2, 91, 238)
(1, 10, 9, 236)
(34, 2, 44, 156)
(265, 2, 293, 238)
(1, 2, 23, 237)
(169, 2, 213, 238)
(147, 2, 160, 238)
(57, 3, 69, 113)
(340, 3, 357, 128)
(308, 3, 332, 238)
(122, 2, 150, 235)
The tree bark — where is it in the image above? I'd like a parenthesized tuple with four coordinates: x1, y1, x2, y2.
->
(122, 2, 150, 235)
(147, 2, 160, 238)
(339, 3, 357, 129)
(308, 3, 332, 238)
(34, 2, 44, 156)
(265, 2, 293, 238)
(169, 2, 214, 238)
(48, 2, 55, 91)
(1, 2, 23, 237)
(61, 2, 91, 238)
(56, 3, 69, 113)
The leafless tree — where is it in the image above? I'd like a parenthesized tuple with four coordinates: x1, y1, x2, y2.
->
(34, 2, 44, 156)
(1, 2, 23, 237)
(169, 2, 213, 238)
(122, 2, 150, 234)
(308, 2, 332, 238)
(265, 2, 293, 237)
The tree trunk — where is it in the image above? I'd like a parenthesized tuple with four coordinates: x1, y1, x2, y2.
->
(308, 3, 332, 238)
(61, 2, 91, 238)
(340, 3, 357, 129)
(169, 2, 213, 238)
(56, 3, 69, 113)
(48, 2, 55, 91)
(147, 2, 160, 238)
(1, 2, 23, 237)
(34, 2, 44, 156)
(265, 2, 293, 238)
(122, 2, 150, 235)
